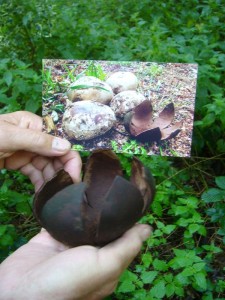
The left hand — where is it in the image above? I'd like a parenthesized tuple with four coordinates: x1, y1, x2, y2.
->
(0, 224, 151, 300)
(0, 111, 82, 191)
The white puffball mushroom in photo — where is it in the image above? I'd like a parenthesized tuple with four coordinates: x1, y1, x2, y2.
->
(62, 100, 116, 140)
(106, 71, 138, 94)
(67, 76, 113, 105)
(110, 90, 145, 117)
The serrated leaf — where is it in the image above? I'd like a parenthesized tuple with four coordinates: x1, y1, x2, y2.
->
(198, 225, 207, 236)
(215, 176, 225, 190)
(194, 272, 207, 290)
(16, 201, 32, 216)
(142, 252, 153, 267)
(181, 266, 196, 276)
(188, 223, 200, 234)
(141, 271, 158, 284)
(166, 283, 175, 297)
(3, 71, 12, 86)
(162, 224, 176, 234)
(175, 273, 190, 285)
(132, 289, 147, 299)
(201, 188, 225, 202)
(174, 285, 184, 297)
(117, 280, 136, 293)
(192, 262, 206, 272)
(151, 201, 162, 216)
(173, 205, 189, 215)
(169, 256, 192, 269)
(117, 270, 138, 293)
(150, 280, 166, 298)
(153, 258, 168, 271)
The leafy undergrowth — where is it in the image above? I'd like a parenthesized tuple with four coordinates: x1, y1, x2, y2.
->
(105, 154, 225, 299)
(0, 0, 225, 299)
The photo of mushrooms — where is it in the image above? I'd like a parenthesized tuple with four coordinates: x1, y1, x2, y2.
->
(43, 60, 198, 157)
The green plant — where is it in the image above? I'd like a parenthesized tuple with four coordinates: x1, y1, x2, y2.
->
(84, 61, 107, 80)
(202, 176, 225, 244)
(1, 1, 225, 298)
(0, 170, 38, 263)
(0, 59, 41, 114)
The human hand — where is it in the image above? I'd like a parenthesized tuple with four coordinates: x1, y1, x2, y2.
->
(0, 224, 151, 300)
(0, 111, 82, 191)
(0, 111, 152, 299)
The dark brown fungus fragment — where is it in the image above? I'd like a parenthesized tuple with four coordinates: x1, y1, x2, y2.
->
(33, 150, 155, 247)
(124, 100, 182, 144)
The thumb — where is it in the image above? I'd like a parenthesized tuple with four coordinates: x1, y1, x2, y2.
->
(0, 123, 71, 156)
(100, 224, 152, 272)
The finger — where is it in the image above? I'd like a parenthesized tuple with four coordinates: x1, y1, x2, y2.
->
(83, 280, 118, 300)
(32, 156, 56, 182)
(0, 123, 71, 156)
(0, 111, 43, 131)
(99, 224, 152, 275)
(20, 163, 45, 191)
(59, 150, 82, 183)
(20, 159, 58, 191)
(3, 151, 35, 170)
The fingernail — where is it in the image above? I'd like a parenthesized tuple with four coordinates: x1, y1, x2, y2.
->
(141, 226, 152, 241)
(52, 137, 71, 152)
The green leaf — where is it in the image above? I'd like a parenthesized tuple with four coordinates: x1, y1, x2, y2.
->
(197, 225, 207, 236)
(199, 112, 216, 127)
(182, 265, 197, 276)
(151, 200, 163, 216)
(0, 225, 7, 236)
(162, 224, 176, 234)
(215, 176, 225, 190)
(201, 188, 225, 203)
(150, 280, 166, 298)
(173, 205, 189, 215)
(3, 71, 12, 86)
(153, 258, 168, 271)
(141, 252, 153, 267)
(174, 285, 184, 297)
(141, 271, 158, 284)
(117, 270, 138, 293)
(0, 234, 14, 247)
(193, 262, 206, 272)
(194, 272, 207, 290)
(16, 201, 32, 216)
(25, 99, 40, 113)
(188, 223, 200, 234)
(117, 280, 136, 293)
(70, 84, 111, 92)
(175, 273, 190, 285)
(166, 283, 175, 297)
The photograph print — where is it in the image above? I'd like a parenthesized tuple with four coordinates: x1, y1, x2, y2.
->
(42, 59, 198, 157)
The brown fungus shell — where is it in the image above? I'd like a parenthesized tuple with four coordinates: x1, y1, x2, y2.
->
(124, 100, 182, 143)
(33, 150, 155, 247)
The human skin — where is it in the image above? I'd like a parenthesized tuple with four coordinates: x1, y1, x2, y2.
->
(0, 111, 151, 300)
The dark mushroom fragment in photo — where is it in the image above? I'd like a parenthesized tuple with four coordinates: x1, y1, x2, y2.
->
(124, 100, 182, 143)
(33, 150, 155, 247)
